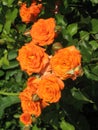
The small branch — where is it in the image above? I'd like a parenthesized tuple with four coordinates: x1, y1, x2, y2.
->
(0, 91, 19, 96)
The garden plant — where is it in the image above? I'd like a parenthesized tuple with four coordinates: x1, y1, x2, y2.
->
(0, 0, 98, 130)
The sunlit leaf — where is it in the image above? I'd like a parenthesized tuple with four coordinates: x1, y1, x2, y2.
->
(32, 125, 41, 130)
(60, 119, 75, 130)
(71, 87, 94, 103)
(90, 0, 98, 4)
(89, 40, 98, 50)
(0, 96, 20, 118)
(67, 23, 78, 36)
(55, 14, 67, 27)
(80, 31, 89, 41)
(2, 60, 19, 70)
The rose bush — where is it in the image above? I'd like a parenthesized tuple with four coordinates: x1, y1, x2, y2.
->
(0, 0, 98, 130)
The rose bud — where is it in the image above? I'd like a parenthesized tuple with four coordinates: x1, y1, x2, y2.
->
(32, 94, 40, 102)
(52, 42, 63, 52)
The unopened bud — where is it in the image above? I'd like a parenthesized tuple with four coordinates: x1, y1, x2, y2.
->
(74, 66, 84, 77)
(23, 125, 31, 130)
(32, 94, 40, 102)
(18, 1, 22, 6)
(55, 25, 62, 32)
(23, 30, 30, 37)
(52, 42, 63, 51)
(32, 116, 37, 123)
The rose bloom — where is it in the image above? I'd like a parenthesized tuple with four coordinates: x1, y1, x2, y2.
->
(36, 74, 64, 103)
(30, 18, 56, 46)
(16, 41, 49, 75)
(21, 100, 41, 117)
(19, 2, 42, 23)
(50, 46, 82, 80)
(27, 76, 40, 94)
(27, 76, 50, 108)
(29, 2, 42, 18)
(40, 99, 50, 109)
(20, 113, 32, 125)
(19, 3, 32, 23)
(19, 87, 41, 117)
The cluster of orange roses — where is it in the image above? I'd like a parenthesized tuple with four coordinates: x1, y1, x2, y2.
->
(17, 0, 82, 126)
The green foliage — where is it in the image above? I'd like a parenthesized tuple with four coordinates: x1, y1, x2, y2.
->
(91, 18, 98, 33)
(0, 95, 20, 118)
(71, 87, 94, 103)
(67, 23, 78, 36)
(60, 119, 75, 130)
(0, 0, 98, 130)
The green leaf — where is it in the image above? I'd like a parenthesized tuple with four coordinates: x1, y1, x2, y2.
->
(0, 50, 9, 67)
(0, 70, 4, 77)
(8, 50, 17, 60)
(89, 40, 98, 50)
(3, 20, 11, 34)
(10, 8, 18, 23)
(0, 24, 3, 32)
(32, 124, 41, 130)
(17, 24, 26, 33)
(55, 14, 67, 27)
(67, 23, 78, 36)
(91, 19, 98, 33)
(62, 29, 72, 41)
(3, 8, 18, 33)
(80, 41, 92, 62)
(2, 0, 15, 6)
(2, 60, 19, 70)
(7, 0, 15, 6)
(95, 34, 98, 40)
(63, 0, 68, 8)
(92, 65, 98, 74)
(90, 0, 98, 4)
(80, 31, 89, 41)
(60, 119, 75, 130)
(71, 87, 94, 103)
(5, 70, 17, 80)
(15, 71, 23, 83)
(0, 96, 20, 118)
(84, 66, 98, 81)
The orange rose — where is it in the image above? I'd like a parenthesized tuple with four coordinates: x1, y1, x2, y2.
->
(29, 2, 42, 18)
(30, 18, 56, 46)
(37, 74, 64, 103)
(50, 46, 82, 80)
(19, 87, 41, 117)
(19, 2, 42, 23)
(19, 3, 32, 23)
(27, 77, 40, 94)
(20, 113, 32, 125)
(16, 41, 49, 75)
(40, 99, 50, 109)
(19, 87, 33, 101)
(21, 100, 41, 117)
